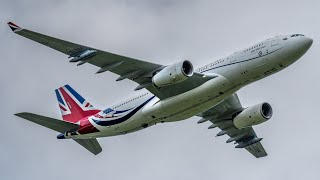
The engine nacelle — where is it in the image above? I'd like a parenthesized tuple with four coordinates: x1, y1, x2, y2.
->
(152, 60, 194, 87)
(233, 103, 272, 129)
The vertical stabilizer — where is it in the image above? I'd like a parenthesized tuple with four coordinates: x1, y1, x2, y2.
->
(55, 85, 100, 123)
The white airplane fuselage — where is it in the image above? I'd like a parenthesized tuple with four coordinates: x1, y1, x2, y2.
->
(70, 34, 312, 139)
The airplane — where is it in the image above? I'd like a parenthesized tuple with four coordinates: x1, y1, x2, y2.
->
(8, 22, 313, 158)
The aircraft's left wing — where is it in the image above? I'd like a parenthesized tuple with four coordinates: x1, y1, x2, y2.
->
(8, 22, 213, 99)
(197, 94, 267, 158)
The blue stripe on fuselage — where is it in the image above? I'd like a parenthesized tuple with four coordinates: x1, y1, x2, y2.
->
(93, 96, 155, 126)
(114, 108, 134, 114)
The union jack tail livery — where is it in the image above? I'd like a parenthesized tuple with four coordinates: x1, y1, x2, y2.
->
(55, 85, 100, 123)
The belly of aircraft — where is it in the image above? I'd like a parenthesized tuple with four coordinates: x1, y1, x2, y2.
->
(74, 74, 244, 139)
(142, 75, 239, 123)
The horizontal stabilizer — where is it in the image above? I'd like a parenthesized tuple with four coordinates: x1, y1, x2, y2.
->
(74, 139, 102, 155)
(15, 112, 102, 155)
(15, 112, 78, 133)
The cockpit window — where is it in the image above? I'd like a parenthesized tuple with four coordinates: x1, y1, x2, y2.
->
(283, 38, 288, 40)
(291, 34, 305, 37)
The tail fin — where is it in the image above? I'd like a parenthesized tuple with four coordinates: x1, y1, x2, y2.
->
(55, 85, 100, 123)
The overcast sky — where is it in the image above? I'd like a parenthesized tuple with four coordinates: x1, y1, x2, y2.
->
(1, 0, 320, 180)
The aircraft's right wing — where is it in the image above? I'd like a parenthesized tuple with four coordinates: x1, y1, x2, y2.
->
(197, 94, 268, 158)
(7, 22, 214, 100)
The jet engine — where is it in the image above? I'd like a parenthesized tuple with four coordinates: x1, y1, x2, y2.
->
(233, 103, 272, 129)
(152, 60, 194, 87)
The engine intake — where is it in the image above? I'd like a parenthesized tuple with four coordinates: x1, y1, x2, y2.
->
(152, 60, 194, 87)
(233, 103, 272, 129)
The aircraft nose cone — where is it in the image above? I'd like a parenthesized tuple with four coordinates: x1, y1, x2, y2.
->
(281, 35, 313, 65)
(292, 36, 313, 56)
(303, 37, 313, 49)
(298, 36, 313, 52)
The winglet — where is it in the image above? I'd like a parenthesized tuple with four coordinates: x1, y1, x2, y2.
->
(7, 22, 22, 32)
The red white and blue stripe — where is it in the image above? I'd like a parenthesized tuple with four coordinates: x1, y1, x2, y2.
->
(91, 96, 155, 127)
